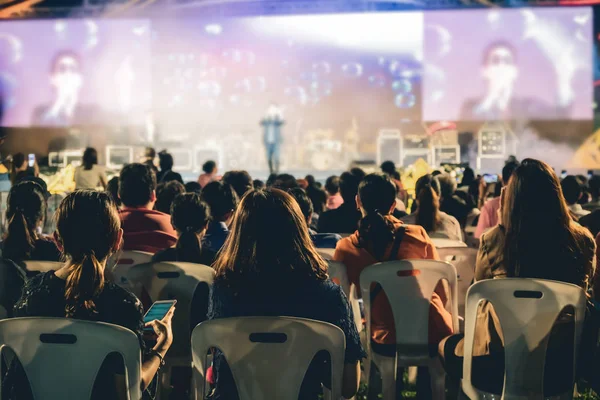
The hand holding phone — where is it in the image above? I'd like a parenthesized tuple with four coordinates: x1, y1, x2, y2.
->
(143, 300, 176, 352)
(28, 153, 35, 168)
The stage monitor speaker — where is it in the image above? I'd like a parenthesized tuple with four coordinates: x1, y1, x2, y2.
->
(376, 129, 402, 166)
(64, 149, 84, 167)
(106, 146, 134, 170)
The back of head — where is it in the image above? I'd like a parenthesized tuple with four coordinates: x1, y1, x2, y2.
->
(589, 175, 600, 199)
(414, 174, 441, 232)
(502, 159, 585, 279)
(253, 179, 265, 190)
(158, 152, 174, 172)
(305, 175, 316, 186)
(357, 173, 398, 260)
(380, 160, 396, 176)
(222, 170, 253, 199)
(202, 160, 216, 174)
(461, 167, 475, 186)
(12, 153, 25, 171)
(106, 177, 121, 208)
(119, 163, 156, 208)
(561, 175, 582, 205)
(56, 190, 120, 317)
(288, 187, 313, 225)
(82, 147, 98, 171)
(144, 147, 156, 160)
(272, 174, 298, 191)
(201, 181, 239, 221)
(350, 167, 366, 182)
(4, 182, 46, 262)
(185, 181, 202, 194)
(214, 188, 327, 287)
(502, 161, 520, 184)
(325, 175, 340, 195)
(266, 173, 277, 187)
(171, 193, 210, 263)
(155, 180, 185, 214)
(437, 174, 457, 199)
(339, 171, 360, 204)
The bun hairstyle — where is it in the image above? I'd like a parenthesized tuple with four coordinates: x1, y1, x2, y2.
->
(170, 193, 210, 263)
(357, 174, 398, 260)
(3, 181, 47, 262)
(55, 190, 121, 317)
(414, 174, 441, 233)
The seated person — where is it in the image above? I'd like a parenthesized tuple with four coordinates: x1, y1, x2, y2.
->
(11, 190, 174, 398)
(209, 188, 364, 399)
(1, 181, 60, 266)
(288, 187, 341, 249)
(562, 175, 590, 219)
(184, 181, 202, 194)
(153, 193, 216, 266)
(325, 175, 343, 210)
(197, 160, 220, 188)
(401, 174, 463, 241)
(154, 181, 185, 215)
(157, 151, 184, 184)
(318, 172, 362, 234)
(200, 181, 238, 253)
(222, 170, 252, 199)
(119, 163, 177, 253)
(10, 153, 38, 185)
(74, 147, 108, 190)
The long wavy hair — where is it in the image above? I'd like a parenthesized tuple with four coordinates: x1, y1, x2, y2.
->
(501, 159, 591, 281)
(213, 188, 328, 290)
(414, 174, 441, 233)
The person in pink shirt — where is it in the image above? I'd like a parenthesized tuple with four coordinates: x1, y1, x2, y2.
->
(475, 161, 519, 238)
(325, 175, 344, 210)
(197, 160, 220, 188)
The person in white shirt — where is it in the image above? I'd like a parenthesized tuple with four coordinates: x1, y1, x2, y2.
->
(74, 147, 108, 190)
(401, 174, 463, 241)
(561, 175, 590, 219)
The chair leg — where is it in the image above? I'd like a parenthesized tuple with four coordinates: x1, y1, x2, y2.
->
(429, 359, 447, 400)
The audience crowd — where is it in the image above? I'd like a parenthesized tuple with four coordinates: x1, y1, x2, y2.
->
(1, 147, 599, 399)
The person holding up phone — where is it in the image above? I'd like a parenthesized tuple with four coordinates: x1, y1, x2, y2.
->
(11, 190, 175, 398)
(10, 152, 39, 185)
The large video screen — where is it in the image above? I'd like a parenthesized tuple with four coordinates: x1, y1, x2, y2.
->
(0, 19, 152, 127)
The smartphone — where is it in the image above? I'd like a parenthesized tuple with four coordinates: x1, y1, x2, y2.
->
(28, 153, 35, 168)
(561, 170, 567, 179)
(143, 300, 176, 331)
(483, 174, 498, 184)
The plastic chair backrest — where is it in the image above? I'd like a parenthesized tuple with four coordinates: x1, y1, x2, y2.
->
(191, 316, 346, 400)
(317, 248, 335, 260)
(327, 260, 362, 331)
(22, 261, 63, 274)
(462, 279, 587, 400)
(431, 238, 467, 249)
(127, 262, 214, 359)
(436, 247, 477, 317)
(360, 260, 459, 361)
(0, 258, 26, 319)
(0, 317, 142, 400)
(110, 250, 153, 287)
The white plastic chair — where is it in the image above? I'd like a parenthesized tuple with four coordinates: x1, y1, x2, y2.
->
(462, 279, 587, 400)
(191, 316, 346, 400)
(431, 238, 468, 249)
(360, 260, 459, 400)
(127, 261, 214, 397)
(318, 248, 335, 260)
(328, 260, 362, 332)
(22, 261, 63, 274)
(109, 250, 153, 288)
(436, 246, 477, 323)
(0, 317, 142, 400)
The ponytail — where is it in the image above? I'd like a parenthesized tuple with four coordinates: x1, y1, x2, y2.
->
(175, 229, 203, 263)
(64, 253, 105, 317)
(415, 185, 440, 233)
(358, 211, 396, 261)
(3, 210, 36, 262)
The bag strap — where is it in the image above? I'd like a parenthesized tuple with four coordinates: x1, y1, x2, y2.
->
(370, 225, 407, 302)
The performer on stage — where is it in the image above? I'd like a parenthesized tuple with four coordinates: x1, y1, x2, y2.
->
(260, 103, 284, 174)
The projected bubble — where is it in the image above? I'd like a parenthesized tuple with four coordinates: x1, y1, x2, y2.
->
(395, 93, 416, 109)
(341, 62, 363, 78)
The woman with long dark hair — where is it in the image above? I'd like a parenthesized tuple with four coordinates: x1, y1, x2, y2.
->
(74, 147, 107, 189)
(153, 192, 215, 265)
(1, 181, 60, 264)
(439, 159, 597, 395)
(13, 191, 174, 398)
(209, 188, 364, 399)
(402, 174, 462, 241)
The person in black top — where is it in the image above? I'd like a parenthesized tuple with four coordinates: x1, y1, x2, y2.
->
(10, 153, 38, 185)
(318, 172, 361, 234)
(209, 188, 364, 399)
(155, 180, 185, 215)
(153, 192, 216, 266)
(12, 190, 174, 398)
(1, 181, 60, 266)
(157, 151, 184, 184)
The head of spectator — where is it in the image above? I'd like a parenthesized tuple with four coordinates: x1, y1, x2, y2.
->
(272, 173, 299, 191)
(325, 175, 340, 196)
(170, 193, 210, 263)
(143, 147, 156, 163)
(350, 167, 366, 182)
(437, 173, 457, 201)
(305, 178, 327, 215)
(185, 181, 202, 194)
(222, 170, 253, 199)
(296, 178, 308, 189)
(201, 181, 238, 223)
(305, 175, 316, 187)
(11, 153, 38, 184)
(380, 160, 396, 177)
(158, 151, 174, 173)
(561, 175, 582, 206)
(413, 174, 442, 233)
(288, 187, 313, 227)
(214, 188, 327, 286)
(340, 171, 360, 205)
(501, 159, 590, 278)
(3, 181, 53, 262)
(589, 175, 600, 202)
(266, 173, 277, 187)
(155, 181, 185, 215)
(253, 179, 265, 190)
(356, 173, 398, 260)
(12, 153, 27, 173)
(202, 160, 217, 175)
(502, 161, 519, 186)
(431, 170, 443, 177)
(106, 177, 121, 208)
(54, 190, 122, 318)
(82, 147, 98, 171)
(119, 163, 157, 209)
(461, 167, 475, 187)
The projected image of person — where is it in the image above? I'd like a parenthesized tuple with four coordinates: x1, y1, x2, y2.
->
(31, 51, 100, 126)
(459, 41, 570, 121)
(260, 103, 284, 175)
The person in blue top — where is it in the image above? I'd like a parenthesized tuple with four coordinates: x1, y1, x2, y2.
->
(260, 103, 284, 174)
(200, 181, 238, 253)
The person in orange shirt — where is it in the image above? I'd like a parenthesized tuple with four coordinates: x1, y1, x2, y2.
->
(333, 173, 454, 395)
